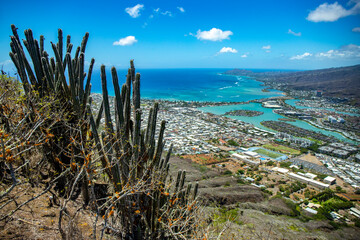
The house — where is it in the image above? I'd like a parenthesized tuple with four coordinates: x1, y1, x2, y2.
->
(324, 176, 336, 185)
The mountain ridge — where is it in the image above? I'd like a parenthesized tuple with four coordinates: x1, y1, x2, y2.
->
(225, 64, 360, 105)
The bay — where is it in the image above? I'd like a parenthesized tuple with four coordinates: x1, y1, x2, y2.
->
(200, 103, 357, 144)
(90, 68, 283, 102)
(89, 68, 357, 144)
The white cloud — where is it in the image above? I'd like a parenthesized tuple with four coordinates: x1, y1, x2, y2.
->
(125, 4, 144, 18)
(288, 29, 301, 36)
(195, 28, 233, 41)
(177, 7, 185, 13)
(290, 52, 313, 60)
(306, 1, 360, 22)
(241, 54, 248, 58)
(161, 11, 172, 17)
(262, 45, 271, 50)
(290, 44, 360, 60)
(353, 27, 360, 32)
(315, 44, 360, 58)
(218, 47, 238, 54)
(113, 36, 138, 46)
(152, 8, 172, 17)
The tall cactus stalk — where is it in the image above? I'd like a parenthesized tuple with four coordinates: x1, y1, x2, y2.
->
(89, 61, 199, 239)
(9, 25, 95, 201)
(9, 25, 200, 239)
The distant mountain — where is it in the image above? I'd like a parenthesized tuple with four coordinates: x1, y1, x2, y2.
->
(225, 64, 360, 105)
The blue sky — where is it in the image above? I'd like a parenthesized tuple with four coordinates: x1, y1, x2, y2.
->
(0, 0, 359, 71)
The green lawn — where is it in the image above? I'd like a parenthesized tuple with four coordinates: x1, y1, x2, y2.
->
(262, 144, 300, 155)
(253, 148, 282, 159)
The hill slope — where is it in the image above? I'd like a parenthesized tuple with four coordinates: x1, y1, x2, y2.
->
(225, 64, 360, 104)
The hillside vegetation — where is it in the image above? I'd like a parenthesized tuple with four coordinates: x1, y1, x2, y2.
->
(225, 64, 360, 105)
(0, 25, 201, 240)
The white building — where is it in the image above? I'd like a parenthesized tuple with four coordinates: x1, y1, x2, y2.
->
(324, 176, 336, 185)
(288, 173, 329, 189)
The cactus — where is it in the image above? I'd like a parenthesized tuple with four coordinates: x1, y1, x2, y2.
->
(8, 25, 200, 239)
(8, 25, 95, 201)
(89, 61, 199, 239)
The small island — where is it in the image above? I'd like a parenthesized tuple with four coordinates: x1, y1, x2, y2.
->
(278, 118, 296, 122)
(224, 109, 264, 117)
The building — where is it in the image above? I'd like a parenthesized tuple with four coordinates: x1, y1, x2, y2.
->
(288, 172, 329, 189)
(245, 177, 255, 182)
(338, 117, 345, 123)
(328, 116, 337, 123)
(330, 212, 341, 220)
(332, 149, 350, 158)
(304, 207, 318, 215)
(319, 146, 334, 154)
(329, 142, 345, 149)
(232, 153, 260, 166)
(342, 145, 357, 153)
(243, 151, 259, 158)
(316, 90, 322, 97)
(355, 154, 360, 163)
(272, 167, 289, 174)
(305, 173, 317, 179)
(324, 176, 336, 185)
(350, 208, 360, 218)
(263, 101, 282, 109)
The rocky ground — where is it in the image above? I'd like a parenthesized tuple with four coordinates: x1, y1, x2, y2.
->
(169, 156, 360, 240)
(1, 155, 359, 239)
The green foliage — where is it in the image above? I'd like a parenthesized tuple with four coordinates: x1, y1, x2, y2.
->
(310, 189, 353, 222)
(227, 139, 239, 146)
(314, 207, 332, 220)
(307, 143, 319, 152)
(255, 175, 263, 181)
(310, 189, 334, 202)
(300, 147, 308, 154)
(4, 25, 201, 239)
(355, 218, 360, 228)
(237, 169, 244, 175)
(237, 178, 245, 184)
(317, 174, 328, 180)
(223, 170, 232, 175)
(322, 198, 353, 212)
(335, 185, 346, 193)
(266, 160, 275, 166)
(283, 199, 300, 217)
(214, 208, 242, 225)
(280, 161, 292, 168)
(261, 187, 272, 195)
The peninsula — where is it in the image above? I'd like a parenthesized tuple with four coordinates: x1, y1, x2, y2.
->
(224, 109, 264, 117)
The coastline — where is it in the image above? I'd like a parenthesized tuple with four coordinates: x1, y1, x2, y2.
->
(90, 69, 358, 144)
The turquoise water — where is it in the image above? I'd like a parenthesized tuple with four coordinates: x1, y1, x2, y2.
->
(90, 68, 357, 144)
(91, 69, 284, 102)
(199, 103, 358, 144)
(286, 99, 360, 117)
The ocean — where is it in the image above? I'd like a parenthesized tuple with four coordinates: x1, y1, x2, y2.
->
(88, 68, 357, 144)
(90, 68, 283, 102)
